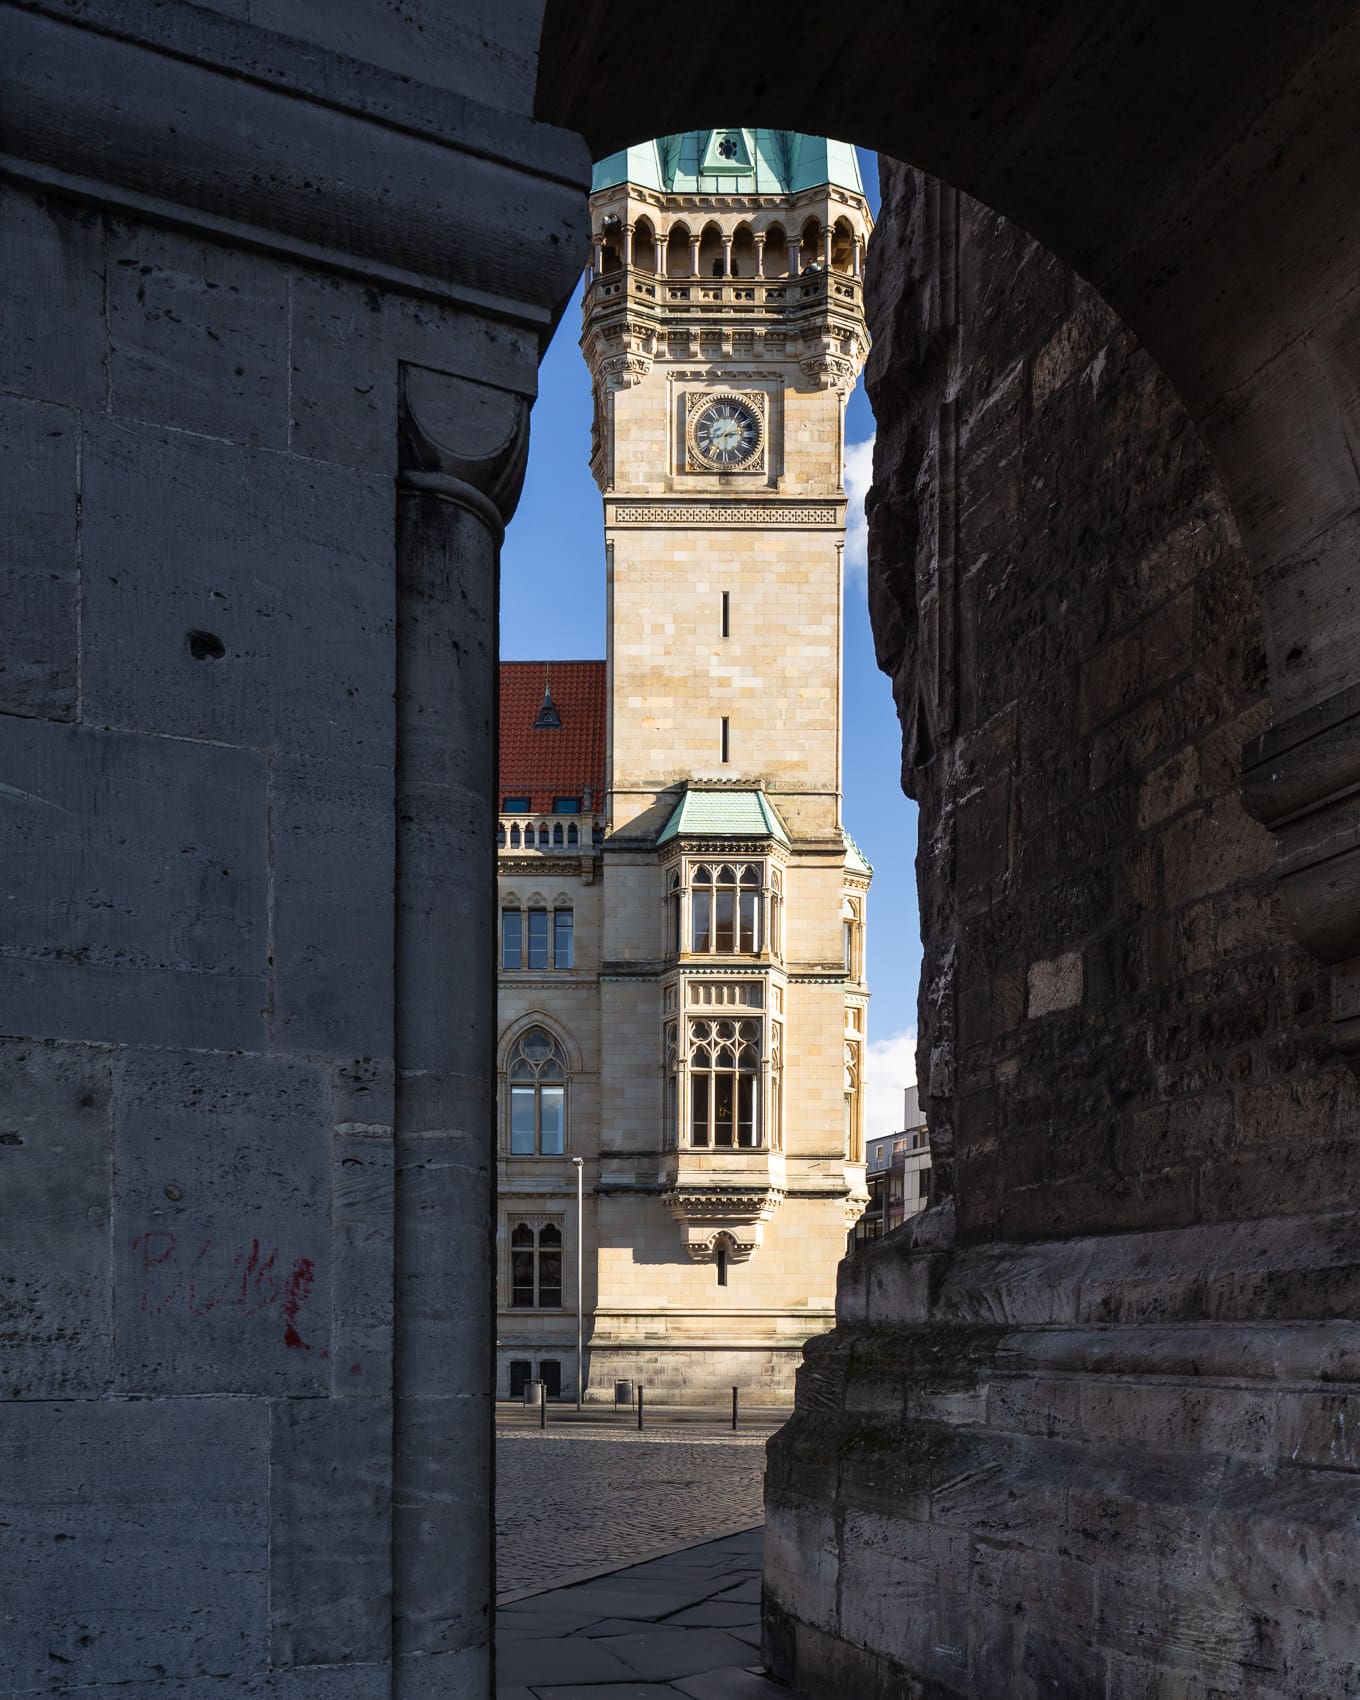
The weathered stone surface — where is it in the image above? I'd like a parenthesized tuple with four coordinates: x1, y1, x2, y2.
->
(0, 716, 268, 1051)
(764, 156, 1360, 1699)
(0, 1038, 112, 1398)
(0, 393, 78, 720)
(269, 1397, 392, 1667)
(270, 756, 394, 1056)
(0, 1398, 268, 1690)
(111, 1049, 331, 1395)
(0, 186, 106, 411)
(79, 420, 395, 761)
(106, 223, 290, 447)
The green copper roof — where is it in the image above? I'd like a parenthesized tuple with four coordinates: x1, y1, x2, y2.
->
(592, 130, 864, 199)
(656, 788, 790, 846)
(843, 829, 873, 876)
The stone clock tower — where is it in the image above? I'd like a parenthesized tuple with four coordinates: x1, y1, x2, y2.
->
(574, 130, 874, 1399)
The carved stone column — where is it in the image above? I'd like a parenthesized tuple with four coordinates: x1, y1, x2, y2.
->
(753, 232, 766, 277)
(393, 364, 528, 1698)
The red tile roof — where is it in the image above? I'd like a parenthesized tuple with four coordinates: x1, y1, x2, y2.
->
(499, 661, 606, 813)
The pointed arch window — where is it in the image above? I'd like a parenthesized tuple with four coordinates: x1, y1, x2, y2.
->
(507, 1027, 567, 1155)
(689, 1018, 760, 1148)
(844, 1041, 863, 1163)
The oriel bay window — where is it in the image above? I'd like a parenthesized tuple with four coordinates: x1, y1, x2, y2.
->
(508, 1027, 567, 1154)
(689, 1018, 761, 1147)
(510, 1221, 563, 1308)
(689, 863, 761, 954)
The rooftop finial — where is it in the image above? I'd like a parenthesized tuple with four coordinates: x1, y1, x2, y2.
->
(533, 664, 562, 731)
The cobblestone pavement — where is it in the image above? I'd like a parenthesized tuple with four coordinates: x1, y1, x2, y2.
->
(496, 1423, 770, 1600)
(497, 1526, 804, 1699)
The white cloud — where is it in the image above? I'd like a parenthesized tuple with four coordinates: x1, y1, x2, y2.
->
(843, 434, 875, 581)
(865, 1026, 917, 1141)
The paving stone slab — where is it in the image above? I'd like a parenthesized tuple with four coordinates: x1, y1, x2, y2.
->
(532, 1688, 682, 1700)
(599, 1628, 766, 1683)
(664, 1603, 760, 1630)
(497, 1636, 639, 1687)
(673, 1668, 795, 1698)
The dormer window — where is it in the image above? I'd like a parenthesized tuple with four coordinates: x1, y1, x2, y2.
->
(503, 796, 530, 813)
(552, 797, 580, 813)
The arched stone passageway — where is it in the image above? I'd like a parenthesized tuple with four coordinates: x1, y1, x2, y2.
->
(538, 4, 1360, 1696)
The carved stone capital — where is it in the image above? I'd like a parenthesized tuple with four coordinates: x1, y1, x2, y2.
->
(600, 352, 653, 389)
(800, 353, 856, 392)
(398, 364, 531, 534)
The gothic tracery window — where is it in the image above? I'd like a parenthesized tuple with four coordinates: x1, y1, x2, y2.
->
(689, 1018, 760, 1148)
(507, 1027, 567, 1155)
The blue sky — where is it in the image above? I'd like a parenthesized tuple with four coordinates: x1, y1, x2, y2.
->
(501, 147, 922, 1134)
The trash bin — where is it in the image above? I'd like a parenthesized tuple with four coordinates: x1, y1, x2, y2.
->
(614, 1378, 634, 1407)
(523, 1379, 545, 1407)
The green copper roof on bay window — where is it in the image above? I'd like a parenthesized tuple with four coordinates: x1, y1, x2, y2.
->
(843, 829, 873, 876)
(591, 130, 864, 199)
(656, 788, 791, 846)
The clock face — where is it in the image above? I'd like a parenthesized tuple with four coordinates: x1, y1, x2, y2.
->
(693, 396, 761, 469)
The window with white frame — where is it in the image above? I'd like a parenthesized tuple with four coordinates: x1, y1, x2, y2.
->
(501, 903, 574, 971)
(507, 1027, 567, 1155)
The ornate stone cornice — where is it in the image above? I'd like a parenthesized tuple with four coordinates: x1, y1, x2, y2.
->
(663, 1185, 785, 1262)
(606, 500, 844, 528)
(1, 1, 589, 336)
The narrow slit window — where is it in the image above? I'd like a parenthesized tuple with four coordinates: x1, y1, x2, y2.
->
(721, 591, 730, 638)
(721, 716, 729, 763)
(716, 1243, 728, 1286)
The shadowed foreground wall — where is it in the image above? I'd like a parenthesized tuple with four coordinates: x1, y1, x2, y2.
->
(0, 4, 588, 1693)
(764, 162, 1360, 1699)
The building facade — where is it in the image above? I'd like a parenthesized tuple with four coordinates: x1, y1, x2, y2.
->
(851, 1086, 932, 1246)
(496, 130, 873, 1403)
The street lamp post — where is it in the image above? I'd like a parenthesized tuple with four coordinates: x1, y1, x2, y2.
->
(571, 1156, 584, 1410)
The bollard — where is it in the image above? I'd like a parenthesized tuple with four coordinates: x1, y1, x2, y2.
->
(637, 1383, 644, 1430)
(540, 1381, 546, 1430)
(732, 1386, 739, 1431)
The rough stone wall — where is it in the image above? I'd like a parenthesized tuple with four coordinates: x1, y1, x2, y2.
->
(864, 162, 1359, 1244)
(763, 162, 1360, 1700)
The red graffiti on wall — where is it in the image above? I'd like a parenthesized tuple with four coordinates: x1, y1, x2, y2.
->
(130, 1231, 320, 1352)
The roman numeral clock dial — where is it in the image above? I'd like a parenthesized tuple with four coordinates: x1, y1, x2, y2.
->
(692, 396, 761, 469)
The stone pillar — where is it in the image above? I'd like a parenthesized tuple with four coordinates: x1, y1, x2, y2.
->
(753, 233, 765, 277)
(592, 233, 604, 277)
(787, 236, 800, 276)
(393, 366, 528, 1697)
(822, 224, 833, 268)
(722, 233, 733, 277)
(852, 237, 863, 278)
(690, 233, 702, 276)
(622, 221, 634, 267)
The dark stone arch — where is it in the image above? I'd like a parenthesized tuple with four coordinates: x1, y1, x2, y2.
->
(538, 2, 1360, 1031)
